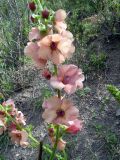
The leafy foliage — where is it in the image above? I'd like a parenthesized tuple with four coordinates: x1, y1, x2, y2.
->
(107, 85, 120, 104)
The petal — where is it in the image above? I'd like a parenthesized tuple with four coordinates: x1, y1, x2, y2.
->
(42, 96, 61, 109)
(29, 27, 41, 41)
(51, 34, 62, 42)
(24, 42, 39, 57)
(38, 35, 51, 47)
(42, 110, 57, 123)
(61, 30, 74, 41)
(65, 106, 79, 121)
(55, 22, 67, 33)
(55, 9, 67, 22)
(61, 99, 73, 111)
(37, 45, 51, 59)
(64, 84, 77, 94)
(50, 77, 65, 90)
(34, 58, 47, 69)
(50, 50, 65, 64)
(57, 39, 72, 58)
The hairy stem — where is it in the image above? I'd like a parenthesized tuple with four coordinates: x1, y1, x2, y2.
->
(49, 125, 60, 160)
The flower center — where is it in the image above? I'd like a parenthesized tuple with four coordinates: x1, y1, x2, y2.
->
(50, 42, 57, 50)
(56, 109, 65, 117)
(16, 133, 22, 139)
(62, 76, 70, 84)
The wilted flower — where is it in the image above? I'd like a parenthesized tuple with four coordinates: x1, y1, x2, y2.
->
(38, 34, 75, 64)
(42, 69, 51, 80)
(15, 111, 26, 126)
(66, 119, 83, 134)
(42, 96, 79, 125)
(10, 130, 29, 148)
(50, 65, 84, 94)
(55, 9, 67, 33)
(0, 119, 6, 135)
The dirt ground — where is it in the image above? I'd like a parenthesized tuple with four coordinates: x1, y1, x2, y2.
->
(1, 36, 120, 160)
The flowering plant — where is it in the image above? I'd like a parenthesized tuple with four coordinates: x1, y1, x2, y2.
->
(0, 0, 84, 159)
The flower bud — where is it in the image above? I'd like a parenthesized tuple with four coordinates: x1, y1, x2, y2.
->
(48, 128, 54, 137)
(28, 2, 36, 12)
(42, 9, 49, 19)
(42, 69, 51, 80)
(30, 16, 37, 23)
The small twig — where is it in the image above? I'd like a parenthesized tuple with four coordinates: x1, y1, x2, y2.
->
(38, 141, 43, 160)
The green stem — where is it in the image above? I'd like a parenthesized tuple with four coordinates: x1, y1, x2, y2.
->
(49, 125, 60, 160)
(58, 90, 61, 99)
(63, 150, 67, 160)
(54, 64, 58, 75)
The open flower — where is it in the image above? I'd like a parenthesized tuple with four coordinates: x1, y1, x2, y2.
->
(55, 9, 67, 33)
(50, 65, 85, 94)
(66, 119, 83, 134)
(42, 96, 79, 125)
(38, 34, 75, 64)
(0, 119, 6, 135)
(9, 130, 29, 148)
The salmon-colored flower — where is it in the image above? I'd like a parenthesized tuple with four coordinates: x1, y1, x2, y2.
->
(0, 119, 6, 135)
(42, 96, 79, 125)
(9, 130, 29, 148)
(50, 65, 85, 94)
(66, 119, 83, 134)
(55, 9, 67, 33)
(38, 34, 75, 64)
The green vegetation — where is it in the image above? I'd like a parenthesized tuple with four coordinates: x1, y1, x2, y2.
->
(107, 85, 120, 104)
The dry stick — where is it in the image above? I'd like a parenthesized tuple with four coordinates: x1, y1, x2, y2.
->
(38, 141, 43, 160)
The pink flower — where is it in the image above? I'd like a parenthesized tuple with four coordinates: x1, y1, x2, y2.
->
(66, 119, 83, 134)
(42, 96, 79, 125)
(24, 42, 47, 68)
(15, 111, 26, 126)
(55, 9, 67, 33)
(2, 99, 17, 116)
(2, 99, 15, 109)
(0, 119, 6, 135)
(38, 34, 75, 64)
(50, 65, 85, 94)
(9, 130, 29, 148)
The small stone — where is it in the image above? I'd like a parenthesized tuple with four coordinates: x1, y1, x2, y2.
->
(116, 108, 120, 117)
